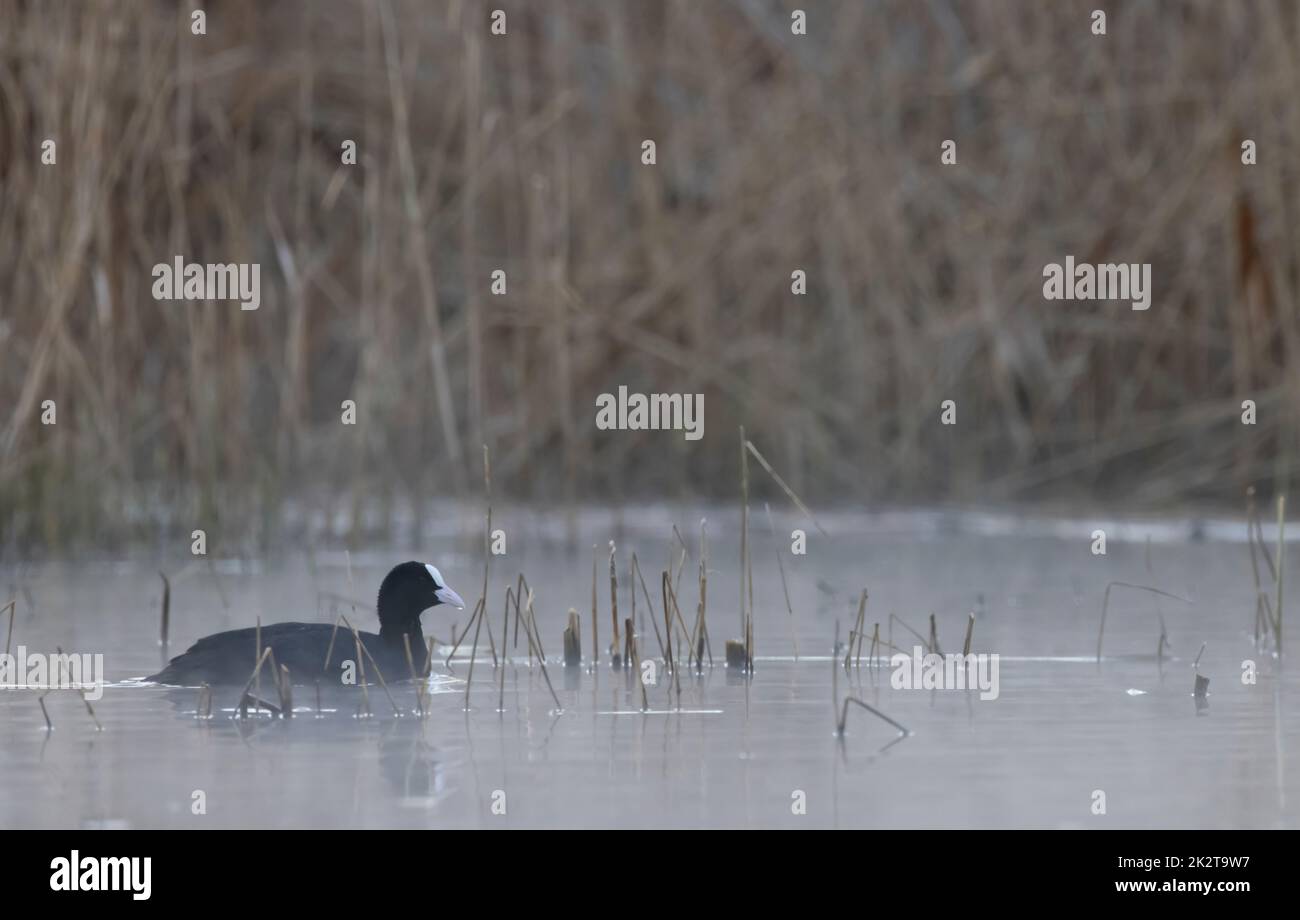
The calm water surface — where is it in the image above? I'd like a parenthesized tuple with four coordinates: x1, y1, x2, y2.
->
(1, 509, 1294, 828)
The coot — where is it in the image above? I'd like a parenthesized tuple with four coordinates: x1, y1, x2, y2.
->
(147, 562, 465, 686)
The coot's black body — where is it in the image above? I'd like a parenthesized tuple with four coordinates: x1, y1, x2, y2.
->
(147, 562, 465, 686)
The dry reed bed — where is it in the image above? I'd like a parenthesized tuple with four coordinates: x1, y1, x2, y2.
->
(2, 1, 1298, 551)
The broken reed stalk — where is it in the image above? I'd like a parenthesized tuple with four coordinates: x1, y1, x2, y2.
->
(686, 554, 706, 669)
(1248, 487, 1277, 581)
(929, 613, 941, 656)
(403, 633, 424, 717)
(2, 598, 14, 658)
(849, 589, 868, 669)
(52, 645, 102, 731)
(564, 608, 582, 666)
(263, 647, 285, 706)
(663, 571, 694, 668)
(1193, 672, 1210, 699)
(609, 541, 621, 668)
(38, 696, 52, 731)
(483, 602, 499, 669)
(498, 586, 513, 712)
(481, 444, 494, 668)
(835, 696, 910, 738)
(513, 576, 534, 663)
(505, 585, 529, 666)
(448, 576, 496, 671)
(661, 570, 674, 674)
(401, 630, 417, 682)
(744, 438, 829, 538)
(512, 574, 532, 650)
(521, 589, 562, 710)
(662, 571, 683, 698)
(744, 538, 753, 665)
(1246, 489, 1275, 649)
(1246, 488, 1281, 650)
(697, 518, 713, 665)
(444, 596, 485, 666)
(244, 694, 282, 715)
(890, 613, 930, 653)
(748, 608, 759, 670)
(198, 682, 212, 719)
(961, 611, 976, 681)
(727, 466, 754, 674)
(462, 594, 488, 709)
(725, 638, 748, 668)
(525, 596, 547, 662)
(1095, 582, 1192, 663)
(766, 504, 798, 661)
(278, 664, 293, 717)
(695, 561, 711, 668)
(1247, 488, 1264, 627)
(410, 635, 436, 712)
(323, 605, 344, 670)
(158, 571, 170, 647)
(632, 554, 667, 660)
(241, 645, 284, 718)
(255, 616, 262, 707)
(740, 432, 836, 668)
(671, 525, 689, 601)
(333, 614, 399, 715)
(591, 546, 598, 668)
(422, 636, 436, 679)
(414, 636, 436, 714)
(832, 620, 840, 722)
(627, 616, 648, 711)
(1191, 644, 1209, 699)
(351, 629, 372, 717)
(238, 647, 275, 717)
(855, 629, 908, 662)
(740, 426, 749, 637)
(1276, 494, 1285, 654)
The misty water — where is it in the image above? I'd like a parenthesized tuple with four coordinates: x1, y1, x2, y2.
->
(1, 508, 1295, 828)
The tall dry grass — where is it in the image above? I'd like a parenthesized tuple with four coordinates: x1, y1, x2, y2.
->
(1, 0, 1299, 552)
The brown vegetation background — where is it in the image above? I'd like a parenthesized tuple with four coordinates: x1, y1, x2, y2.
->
(1, 0, 1298, 551)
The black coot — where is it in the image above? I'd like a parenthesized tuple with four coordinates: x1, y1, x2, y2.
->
(147, 562, 465, 686)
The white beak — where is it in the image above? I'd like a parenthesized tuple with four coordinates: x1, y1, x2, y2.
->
(435, 585, 466, 609)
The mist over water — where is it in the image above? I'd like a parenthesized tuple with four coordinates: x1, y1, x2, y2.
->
(2, 510, 1293, 829)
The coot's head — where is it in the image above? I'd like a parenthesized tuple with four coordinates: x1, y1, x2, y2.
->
(377, 561, 466, 639)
